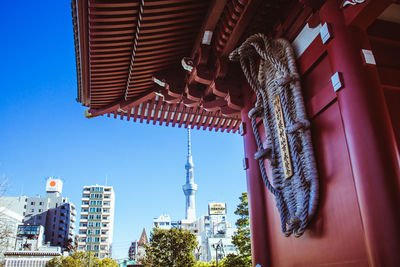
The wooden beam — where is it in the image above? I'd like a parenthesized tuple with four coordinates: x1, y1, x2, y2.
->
(86, 92, 156, 118)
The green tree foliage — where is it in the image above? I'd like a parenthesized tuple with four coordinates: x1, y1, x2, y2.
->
(220, 253, 252, 267)
(229, 192, 252, 266)
(46, 251, 118, 267)
(195, 260, 216, 267)
(142, 228, 197, 267)
(62, 238, 74, 253)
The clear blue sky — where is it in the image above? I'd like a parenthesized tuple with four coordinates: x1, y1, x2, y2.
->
(0, 0, 247, 259)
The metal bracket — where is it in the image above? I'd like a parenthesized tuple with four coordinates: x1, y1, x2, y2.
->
(361, 49, 376, 65)
(320, 22, 332, 44)
(202, 30, 213, 45)
(243, 158, 249, 170)
(331, 72, 343, 92)
(239, 122, 246, 136)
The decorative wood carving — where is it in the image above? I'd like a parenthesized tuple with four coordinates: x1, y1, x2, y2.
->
(341, 0, 366, 8)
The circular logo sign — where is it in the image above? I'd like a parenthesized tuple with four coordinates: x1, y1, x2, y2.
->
(50, 180, 56, 187)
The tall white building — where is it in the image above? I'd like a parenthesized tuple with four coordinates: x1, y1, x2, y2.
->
(182, 129, 198, 223)
(77, 185, 115, 259)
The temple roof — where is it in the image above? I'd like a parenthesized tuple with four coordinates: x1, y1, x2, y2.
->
(72, 0, 298, 133)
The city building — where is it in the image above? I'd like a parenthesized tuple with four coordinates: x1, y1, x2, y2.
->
(0, 205, 24, 259)
(0, 178, 76, 248)
(152, 214, 172, 230)
(4, 247, 62, 267)
(77, 185, 115, 259)
(3, 225, 62, 267)
(194, 203, 237, 262)
(128, 228, 148, 263)
(14, 225, 45, 251)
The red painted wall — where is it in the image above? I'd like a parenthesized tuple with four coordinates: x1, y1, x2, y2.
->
(242, 1, 400, 266)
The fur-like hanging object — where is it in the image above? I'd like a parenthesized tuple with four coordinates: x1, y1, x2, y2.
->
(230, 34, 319, 237)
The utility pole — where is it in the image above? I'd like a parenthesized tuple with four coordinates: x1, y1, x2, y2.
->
(212, 240, 223, 267)
(88, 249, 91, 267)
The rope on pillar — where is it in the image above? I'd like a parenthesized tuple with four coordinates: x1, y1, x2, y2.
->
(230, 34, 319, 237)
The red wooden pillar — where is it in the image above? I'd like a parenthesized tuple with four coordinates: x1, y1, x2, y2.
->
(241, 85, 270, 267)
(320, 1, 400, 266)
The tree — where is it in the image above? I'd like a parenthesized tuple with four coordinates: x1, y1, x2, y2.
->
(142, 228, 197, 267)
(46, 251, 118, 267)
(62, 238, 74, 253)
(0, 179, 16, 260)
(227, 192, 252, 267)
(220, 253, 251, 267)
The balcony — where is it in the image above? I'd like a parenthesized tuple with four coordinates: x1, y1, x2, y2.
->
(70, 217, 76, 222)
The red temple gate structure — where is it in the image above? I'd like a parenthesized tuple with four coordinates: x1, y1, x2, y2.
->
(72, 0, 400, 266)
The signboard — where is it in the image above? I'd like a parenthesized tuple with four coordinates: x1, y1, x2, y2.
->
(46, 178, 63, 193)
(208, 203, 226, 215)
(273, 95, 293, 179)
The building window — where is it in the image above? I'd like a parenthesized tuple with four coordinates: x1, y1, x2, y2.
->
(39, 202, 43, 205)
(31, 209, 34, 212)
(87, 245, 91, 250)
(96, 208, 102, 212)
(38, 209, 42, 212)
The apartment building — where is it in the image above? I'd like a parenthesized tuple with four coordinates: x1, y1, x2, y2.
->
(0, 178, 76, 248)
(77, 185, 115, 259)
